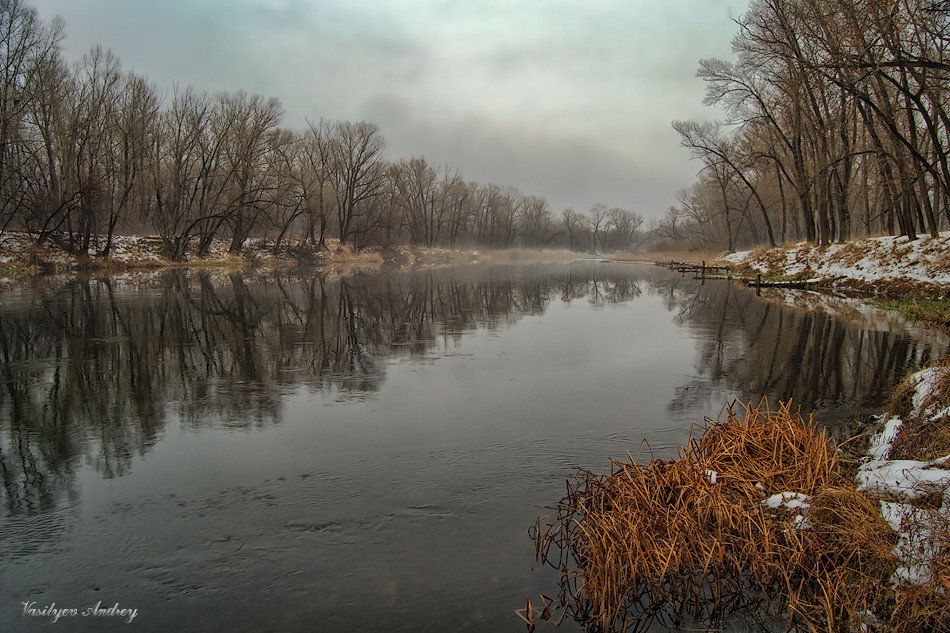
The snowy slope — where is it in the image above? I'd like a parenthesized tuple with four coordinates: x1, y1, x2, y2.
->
(720, 234, 950, 290)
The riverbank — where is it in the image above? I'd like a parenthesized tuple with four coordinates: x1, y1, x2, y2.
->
(715, 233, 950, 297)
(533, 365, 950, 632)
(0, 231, 581, 279)
(706, 234, 950, 331)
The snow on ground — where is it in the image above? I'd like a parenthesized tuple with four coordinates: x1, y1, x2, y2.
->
(763, 491, 812, 510)
(878, 500, 946, 586)
(762, 492, 812, 529)
(0, 231, 336, 272)
(856, 366, 950, 587)
(0, 231, 583, 277)
(0, 231, 72, 267)
(721, 233, 950, 289)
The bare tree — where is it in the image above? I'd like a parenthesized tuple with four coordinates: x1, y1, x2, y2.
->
(147, 88, 234, 260)
(219, 91, 283, 254)
(0, 0, 62, 237)
(299, 119, 336, 247)
(329, 120, 385, 246)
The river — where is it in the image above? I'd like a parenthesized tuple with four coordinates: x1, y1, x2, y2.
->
(0, 262, 945, 632)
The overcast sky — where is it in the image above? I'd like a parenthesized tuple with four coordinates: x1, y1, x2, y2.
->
(33, 0, 747, 220)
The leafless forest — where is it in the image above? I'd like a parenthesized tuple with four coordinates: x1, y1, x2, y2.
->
(660, 0, 950, 251)
(0, 0, 648, 260)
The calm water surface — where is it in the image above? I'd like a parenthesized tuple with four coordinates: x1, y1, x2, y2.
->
(0, 262, 945, 632)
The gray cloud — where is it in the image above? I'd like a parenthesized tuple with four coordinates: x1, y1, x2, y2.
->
(362, 92, 697, 215)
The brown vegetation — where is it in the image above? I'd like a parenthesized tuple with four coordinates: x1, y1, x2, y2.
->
(0, 229, 590, 279)
(713, 234, 950, 306)
(532, 401, 949, 633)
(887, 364, 950, 463)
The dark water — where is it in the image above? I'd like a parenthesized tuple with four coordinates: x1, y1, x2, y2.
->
(0, 262, 944, 632)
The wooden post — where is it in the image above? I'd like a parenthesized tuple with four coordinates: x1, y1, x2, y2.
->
(756, 273, 762, 296)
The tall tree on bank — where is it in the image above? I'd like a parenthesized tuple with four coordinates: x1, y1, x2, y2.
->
(668, 0, 950, 250)
(0, 0, 62, 236)
(330, 121, 384, 247)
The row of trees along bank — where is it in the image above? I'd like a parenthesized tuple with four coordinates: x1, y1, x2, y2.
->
(0, 0, 647, 260)
(658, 0, 950, 252)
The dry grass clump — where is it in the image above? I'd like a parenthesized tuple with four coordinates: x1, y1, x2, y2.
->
(720, 259, 760, 279)
(888, 364, 950, 461)
(784, 487, 896, 631)
(754, 247, 791, 276)
(934, 528, 950, 594)
(533, 402, 904, 633)
(885, 371, 923, 422)
(891, 418, 950, 462)
(832, 241, 872, 266)
(927, 248, 950, 275)
(787, 264, 817, 281)
(887, 516, 950, 633)
(689, 402, 837, 493)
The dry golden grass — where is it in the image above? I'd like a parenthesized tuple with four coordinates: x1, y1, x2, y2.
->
(891, 418, 950, 462)
(784, 486, 896, 632)
(831, 241, 872, 266)
(927, 248, 950, 276)
(532, 401, 948, 633)
(887, 364, 950, 462)
(888, 518, 950, 633)
(885, 371, 924, 422)
(752, 247, 789, 276)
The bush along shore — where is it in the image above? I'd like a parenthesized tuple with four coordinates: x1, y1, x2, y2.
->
(529, 368, 950, 633)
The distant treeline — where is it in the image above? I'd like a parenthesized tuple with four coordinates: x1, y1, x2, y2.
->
(660, 0, 950, 251)
(0, 0, 647, 259)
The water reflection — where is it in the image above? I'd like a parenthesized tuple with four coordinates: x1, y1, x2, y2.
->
(0, 264, 945, 520)
(0, 264, 641, 516)
(653, 275, 944, 417)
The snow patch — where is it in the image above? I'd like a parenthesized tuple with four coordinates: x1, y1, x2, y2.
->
(867, 416, 904, 462)
(762, 492, 812, 529)
(718, 233, 950, 289)
(855, 366, 950, 587)
(879, 501, 946, 587)
(858, 458, 950, 501)
(763, 492, 811, 510)
(910, 367, 950, 419)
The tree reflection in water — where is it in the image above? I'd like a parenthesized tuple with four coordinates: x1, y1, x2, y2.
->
(0, 263, 944, 518)
(653, 275, 946, 417)
(0, 264, 640, 516)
